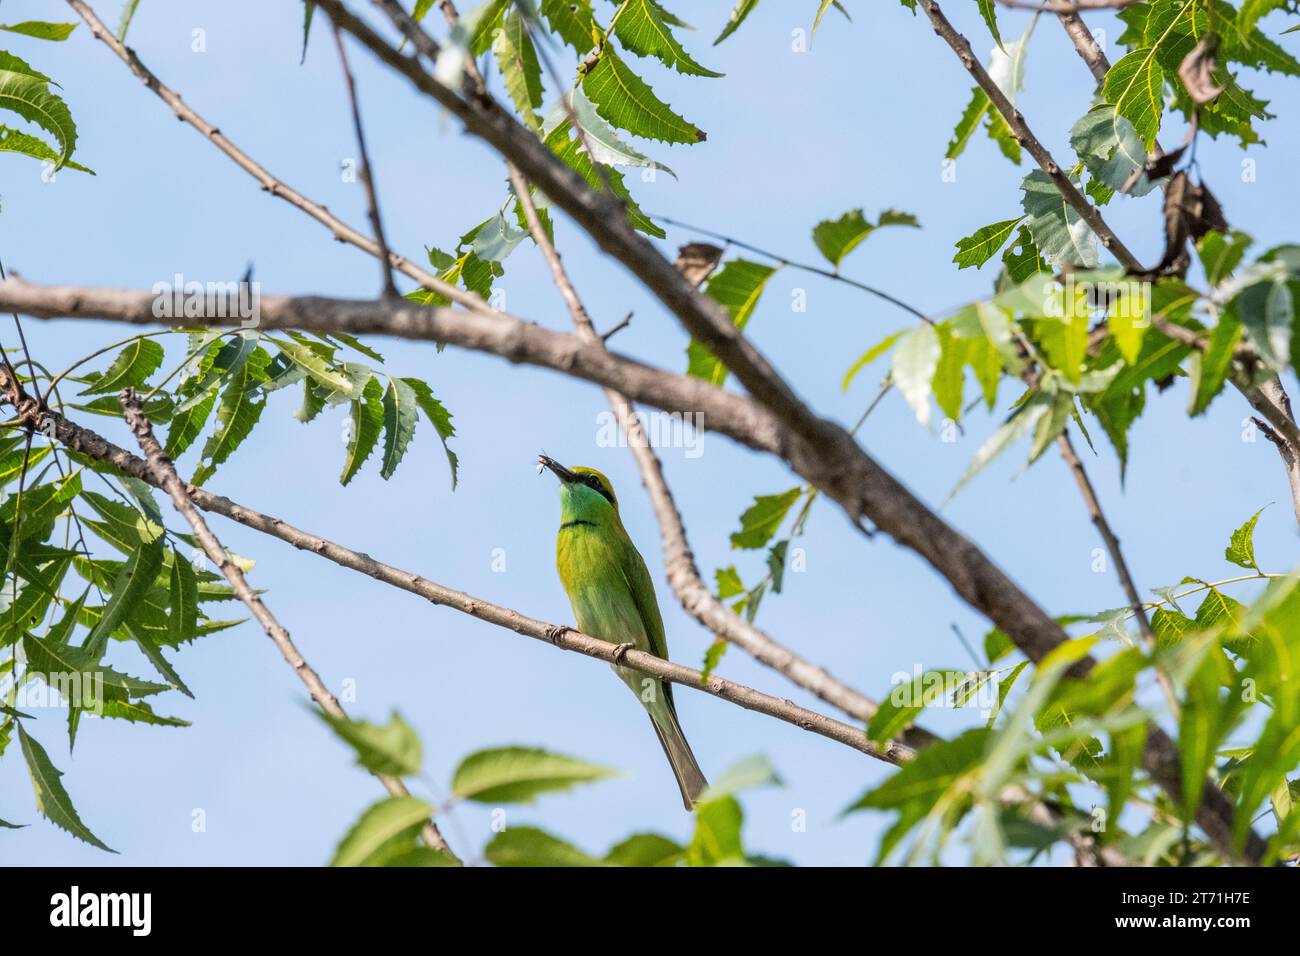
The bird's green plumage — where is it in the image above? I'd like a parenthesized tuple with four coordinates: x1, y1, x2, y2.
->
(545, 461, 706, 809)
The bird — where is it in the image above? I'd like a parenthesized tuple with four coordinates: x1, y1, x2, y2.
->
(538, 454, 708, 810)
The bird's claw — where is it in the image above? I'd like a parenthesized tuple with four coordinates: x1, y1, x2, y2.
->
(611, 642, 636, 664)
(545, 624, 571, 645)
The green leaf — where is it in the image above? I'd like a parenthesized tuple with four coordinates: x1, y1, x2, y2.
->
(495, 10, 545, 129)
(23, 629, 169, 701)
(867, 670, 969, 744)
(0, 125, 93, 172)
(0, 22, 77, 41)
(976, 0, 1003, 51)
(78, 339, 165, 396)
(1189, 314, 1241, 416)
(730, 487, 800, 550)
(341, 377, 384, 486)
(714, 0, 759, 44)
(544, 120, 663, 237)
(892, 324, 941, 426)
(953, 217, 1023, 270)
(1225, 508, 1266, 572)
(1196, 230, 1253, 286)
(82, 535, 165, 657)
(485, 826, 601, 866)
(379, 377, 419, 481)
(604, 832, 684, 865)
(950, 392, 1053, 499)
(1103, 49, 1164, 149)
(1001, 226, 1050, 283)
(1070, 105, 1161, 198)
(541, 0, 597, 51)
(450, 747, 618, 803)
(812, 208, 918, 269)
(0, 66, 78, 168)
(842, 329, 905, 391)
(269, 336, 358, 396)
(18, 724, 114, 851)
(167, 552, 199, 647)
(400, 377, 460, 490)
(193, 347, 271, 486)
(1235, 274, 1293, 370)
(685, 258, 777, 386)
(612, 0, 722, 76)
(330, 796, 434, 867)
(566, 86, 677, 177)
(300, 1, 315, 62)
(97, 699, 191, 728)
(582, 42, 705, 144)
(697, 754, 782, 803)
(318, 710, 423, 777)
(165, 388, 217, 459)
(1021, 170, 1099, 268)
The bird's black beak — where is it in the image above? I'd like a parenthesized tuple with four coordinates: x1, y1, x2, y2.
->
(538, 454, 578, 484)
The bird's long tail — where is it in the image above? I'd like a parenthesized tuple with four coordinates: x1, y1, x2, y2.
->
(649, 705, 708, 811)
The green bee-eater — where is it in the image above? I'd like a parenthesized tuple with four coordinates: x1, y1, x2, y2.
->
(539, 455, 708, 809)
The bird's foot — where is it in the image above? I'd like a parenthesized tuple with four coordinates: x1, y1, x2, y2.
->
(611, 642, 636, 664)
(545, 624, 571, 645)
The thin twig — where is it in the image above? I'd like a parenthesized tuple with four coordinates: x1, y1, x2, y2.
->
(66, 0, 479, 311)
(330, 23, 398, 298)
(117, 388, 459, 861)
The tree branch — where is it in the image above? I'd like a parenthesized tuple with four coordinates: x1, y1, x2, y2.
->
(116, 388, 457, 859)
(65, 0, 476, 311)
(0, 365, 906, 766)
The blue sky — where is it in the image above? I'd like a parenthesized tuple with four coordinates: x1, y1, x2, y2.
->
(1, 0, 1297, 866)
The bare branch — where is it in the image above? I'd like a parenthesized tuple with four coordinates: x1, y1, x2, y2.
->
(65, 0, 478, 311)
(330, 23, 398, 298)
(116, 387, 457, 859)
(996, 0, 1144, 10)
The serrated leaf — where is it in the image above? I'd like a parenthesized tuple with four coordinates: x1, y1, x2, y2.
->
(950, 392, 1053, 499)
(451, 746, 618, 803)
(495, 10, 545, 129)
(0, 67, 78, 169)
(714, 0, 759, 44)
(318, 710, 423, 777)
(193, 348, 271, 486)
(82, 535, 165, 657)
(1021, 170, 1099, 268)
(1196, 230, 1253, 286)
(604, 831, 684, 865)
(612, 0, 722, 77)
(23, 629, 169, 701)
(976, 0, 1003, 51)
(341, 377, 384, 486)
(167, 550, 198, 646)
(98, 698, 191, 727)
(18, 724, 114, 852)
(953, 217, 1023, 270)
(379, 377, 418, 480)
(544, 120, 663, 236)
(582, 42, 704, 144)
(1225, 507, 1266, 572)
(0, 125, 93, 172)
(541, 0, 597, 51)
(400, 377, 459, 489)
(565, 86, 676, 177)
(1103, 49, 1164, 149)
(730, 487, 800, 550)
(867, 670, 969, 744)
